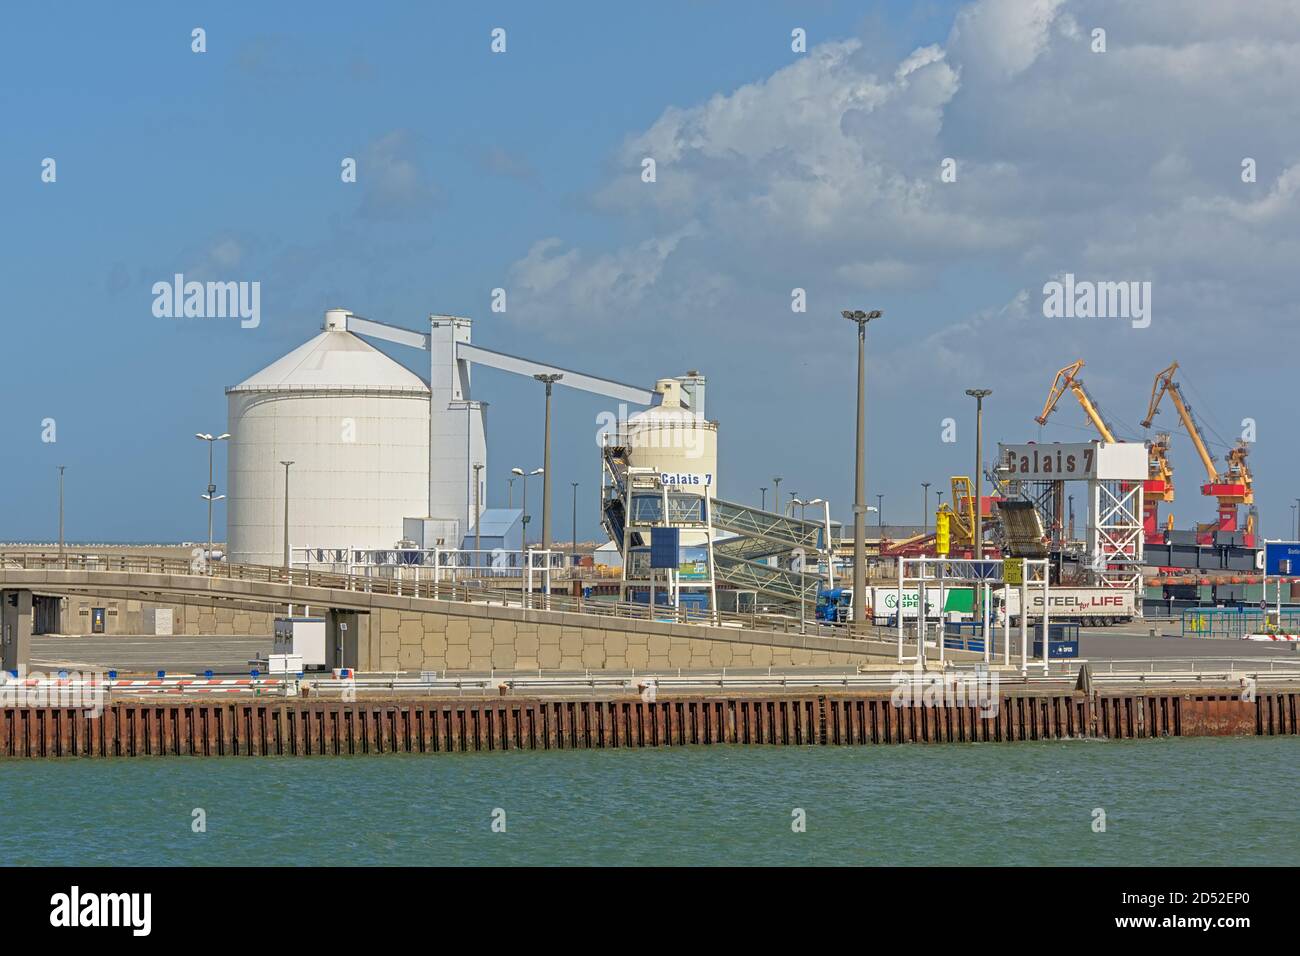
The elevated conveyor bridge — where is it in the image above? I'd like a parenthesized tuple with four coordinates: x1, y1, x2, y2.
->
(601, 446, 827, 605)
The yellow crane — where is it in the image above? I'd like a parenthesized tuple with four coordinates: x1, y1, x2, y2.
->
(1142, 431, 1176, 541)
(1142, 361, 1254, 544)
(1035, 359, 1117, 442)
(947, 476, 976, 551)
(933, 478, 975, 553)
(1035, 359, 1123, 548)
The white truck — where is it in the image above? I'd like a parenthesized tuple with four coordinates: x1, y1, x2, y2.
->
(993, 587, 1136, 627)
(816, 587, 974, 624)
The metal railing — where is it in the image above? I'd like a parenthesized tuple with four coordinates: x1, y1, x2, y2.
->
(1181, 606, 1300, 639)
(1058, 657, 1300, 675)
(0, 551, 869, 642)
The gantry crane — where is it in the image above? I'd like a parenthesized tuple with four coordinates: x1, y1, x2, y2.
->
(948, 475, 976, 552)
(1034, 360, 1118, 548)
(1141, 431, 1175, 544)
(1142, 361, 1254, 546)
(1035, 359, 1117, 442)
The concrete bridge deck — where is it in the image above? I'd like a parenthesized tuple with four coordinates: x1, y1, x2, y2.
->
(1, 553, 943, 675)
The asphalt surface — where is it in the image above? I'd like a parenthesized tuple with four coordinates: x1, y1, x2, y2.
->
(1076, 627, 1300, 660)
(31, 635, 272, 676)
(953, 624, 1299, 661)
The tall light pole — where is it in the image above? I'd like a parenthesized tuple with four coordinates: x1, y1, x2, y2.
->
(513, 466, 543, 547)
(472, 462, 484, 558)
(760, 487, 767, 511)
(508, 476, 516, 509)
(57, 465, 66, 568)
(876, 493, 884, 536)
(921, 482, 931, 537)
(788, 491, 798, 516)
(965, 389, 992, 559)
(772, 476, 783, 509)
(843, 308, 881, 628)
(571, 482, 579, 565)
(534, 373, 562, 551)
(196, 433, 230, 575)
(279, 460, 294, 571)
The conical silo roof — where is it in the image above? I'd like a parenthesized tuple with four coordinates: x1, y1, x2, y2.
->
(227, 313, 428, 394)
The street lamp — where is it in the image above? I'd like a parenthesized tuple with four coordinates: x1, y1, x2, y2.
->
(921, 482, 931, 537)
(842, 308, 882, 628)
(195, 432, 230, 575)
(965, 389, 993, 558)
(876, 493, 884, 536)
(279, 460, 294, 571)
(760, 487, 767, 511)
(57, 465, 66, 568)
(512, 466, 543, 547)
(472, 462, 484, 559)
(571, 482, 580, 566)
(508, 475, 516, 509)
(534, 373, 563, 551)
(772, 476, 783, 508)
(787, 491, 799, 516)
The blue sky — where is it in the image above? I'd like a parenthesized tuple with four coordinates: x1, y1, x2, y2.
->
(3, 1, 1298, 543)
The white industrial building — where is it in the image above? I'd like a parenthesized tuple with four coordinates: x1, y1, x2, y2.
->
(225, 312, 430, 566)
(226, 308, 684, 567)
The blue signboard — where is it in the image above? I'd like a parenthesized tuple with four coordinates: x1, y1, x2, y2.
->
(1265, 542, 1300, 575)
(650, 527, 680, 569)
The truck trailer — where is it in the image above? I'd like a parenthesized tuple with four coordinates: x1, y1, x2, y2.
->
(993, 587, 1136, 626)
(816, 587, 974, 625)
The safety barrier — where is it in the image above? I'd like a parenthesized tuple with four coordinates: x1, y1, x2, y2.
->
(1182, 606, 1300, 639)
(0, 550, 860, 641)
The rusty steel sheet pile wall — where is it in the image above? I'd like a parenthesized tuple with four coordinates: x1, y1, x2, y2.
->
(0, 691, 1294, 758)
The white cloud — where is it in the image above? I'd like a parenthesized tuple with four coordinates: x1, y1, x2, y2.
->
(508, 227, 699, 333)
(947, 0, 1066, 82)
(505, 0, 1300, 375)
(357, 130, 439, 221)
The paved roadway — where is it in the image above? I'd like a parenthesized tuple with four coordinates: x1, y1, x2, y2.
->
(860, 620, 1300, 662)
(1076, 626, 1300, 660)
(31, 635, 272, 676)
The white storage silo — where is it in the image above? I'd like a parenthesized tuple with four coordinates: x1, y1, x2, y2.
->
(626, 378, 719, 497)
(225, 309, 430, 566)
